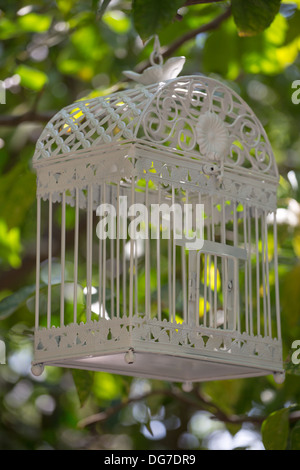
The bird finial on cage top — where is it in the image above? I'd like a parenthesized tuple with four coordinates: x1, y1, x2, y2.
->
(123, 35, 185, 85)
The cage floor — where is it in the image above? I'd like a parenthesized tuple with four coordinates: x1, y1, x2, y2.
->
(47, 350, 275, 382)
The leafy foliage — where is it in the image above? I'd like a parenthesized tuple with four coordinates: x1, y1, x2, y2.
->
(132, 0, 186, 40)
(261, 407, 290, 450)
(0, 0, 300, 451)
(231, 0, 282, 36)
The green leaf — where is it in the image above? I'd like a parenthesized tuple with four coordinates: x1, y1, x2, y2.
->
(203, 18, 240, 79)
(0, 220, 22, 268)
(93, 372, 123, 401)
(261, 408, 290, 450)
(15, 65, 48, 91)
(203, 380, 244, 416)
(285, 357, 300, 376)
(231, 0, 282, 36)
(281, 264, 300, 329)
(72, 369, 94, 407)
(144, 420, 154, 437)
(0, 163, 36, 229)
(56, 0, 76, 15)
(284, 10, 300, 44)
(290, 420, 300, 450)
(0, 18, 19, 40)
(146, 392, 164, 416)
(132, 0, 186, 40)
(18, 13, 52, 33)
(0, 285, 36, 320)
(102, 11, 131, 34)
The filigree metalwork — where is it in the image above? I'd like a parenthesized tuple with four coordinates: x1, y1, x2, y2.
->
(32, 68, 283, 383)
(34, 317, 282, 371)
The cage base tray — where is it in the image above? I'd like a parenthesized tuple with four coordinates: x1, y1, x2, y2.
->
(44, 350, 278, 382)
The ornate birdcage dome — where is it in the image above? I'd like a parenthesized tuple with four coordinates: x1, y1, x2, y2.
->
(31, 50, 284, 384)
(33, 73, 278, 207)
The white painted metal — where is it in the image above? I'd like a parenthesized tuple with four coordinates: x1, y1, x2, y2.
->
(31, 52, 284, 383)
(35, 196, 41, 330)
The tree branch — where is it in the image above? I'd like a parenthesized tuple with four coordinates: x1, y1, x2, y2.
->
(0, 9, 231, 127)
(178, 0, 226, 18)
(77, 388, 201, 428)
(134, 7, 231, 74)
(185, 0, 226, 5)
(0, 110, 55, 127)
(162, 6, 231, 60)
(77, 384, 300, 429)
(78, 382, 300, 428)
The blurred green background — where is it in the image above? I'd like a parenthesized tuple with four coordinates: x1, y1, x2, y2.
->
(0, 0, 300, 450)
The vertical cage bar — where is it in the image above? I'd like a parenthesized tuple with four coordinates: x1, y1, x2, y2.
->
(264, 212, 272, 337)
(224, 258, 228, 329)
(203, 253, 208, 327)
(196, 250, 200, 327)
(110, 186, 114, 318)
(233, 200, 239, 332)
(145, 180, 150, 319)
(122, 185, 127, 317)
(182, 245, 187, 323)
(123, 235, 127, 317)
(261, 211, 267, 336)
(157, 184, 161, 321)
(47, 193, 52, 329)
(134, 239, 138, 315)
(273, 214, 281, 340)
(35, 196, 41, 329)
(182, 191, 187, 323)
(227, 257, 235, 330)
(207, 208, 213, 328)
(73, 187, 79, 324)
(86, 185, 93, 321)
(116, 182, 120, 318)
(248, 208, 253, 336)
(60, 191, 66, 327)
(89, 185, 94, 319)
(221, 198, 228, 330)
(168, 236, 172, 322)
(102, 183, 106, 318)
(86, 186, 90, 319)
(98, 185, 102, 318)
(172, 184, 176, 323)
(188, 250, 197, 326)
(129, 178, 135, 318)
(255, 207, 260, 336)
(211, 197, 217, 329)
(197, 192, 202, 327)
(243, 204, 249, 334)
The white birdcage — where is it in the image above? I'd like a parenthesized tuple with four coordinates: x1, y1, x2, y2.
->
(31, 47, 284, 384)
